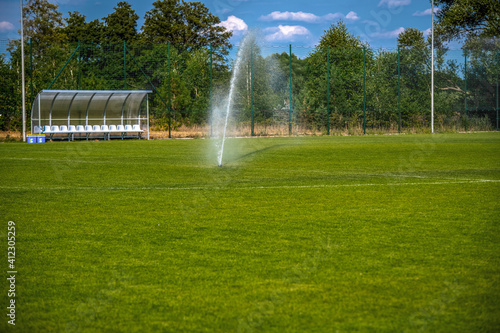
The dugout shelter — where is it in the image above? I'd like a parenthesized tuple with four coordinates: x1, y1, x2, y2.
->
(31, 90, 152, 140)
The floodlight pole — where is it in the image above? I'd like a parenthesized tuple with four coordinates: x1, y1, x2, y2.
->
(124, 41, 127, 90)
(250, 44, 254, 136)
(397, 47, 401, 133)
(363, 47, 366, 135)
(210, 44, 213, 137)
(21, 0, 26, 142)
(289, 44, 292, 136)
(327, 45, 330, 135)
(431, 0, 435, 134)
(464, 49, 467, 131)
(168, 42, 171, 139)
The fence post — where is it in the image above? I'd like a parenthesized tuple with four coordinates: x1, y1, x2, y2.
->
(251, 44, 254, 136)
(327, 45, 330, 135)
(168, 41, 172, 139)
(289, 44, 293, 136)
(397, 47, 401, 133)
(464, 49, 467, 132)
(363, 47, 366, 135)
(124, 41, 127, 90)
(210, 44, 213, 137)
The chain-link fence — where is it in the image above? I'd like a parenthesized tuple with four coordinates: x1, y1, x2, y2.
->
(1, 40, 498, 136)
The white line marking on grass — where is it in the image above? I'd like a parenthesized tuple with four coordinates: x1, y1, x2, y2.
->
(0, 179, 498, 192)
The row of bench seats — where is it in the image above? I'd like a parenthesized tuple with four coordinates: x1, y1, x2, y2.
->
(34, 124, 143, 140)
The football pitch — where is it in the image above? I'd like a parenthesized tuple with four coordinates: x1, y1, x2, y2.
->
(1, 132, 499, 331)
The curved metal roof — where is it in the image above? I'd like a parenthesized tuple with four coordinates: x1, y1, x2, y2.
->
(31, 90, 152, 134)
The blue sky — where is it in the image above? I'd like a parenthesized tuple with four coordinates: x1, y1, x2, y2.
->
(0, 0, 440, 54)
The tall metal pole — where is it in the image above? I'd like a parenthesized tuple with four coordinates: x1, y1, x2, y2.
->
(464, 49, 467, 132)
(78, 40, 81, 90)
(327, 45, 330, 135)
(21, 0, 26, 141)
(398, 47, 401, 133)
(363, 47, 366, 135)
(289, 44, 293, 136)
(250, 44, 254, 136)
(497, 49, 498, 131)
(210, 44, 213, 137)
(124, 41, 127, 89)
(168, 42, 171, 139)
(431, 0, 435, 134)
(29, 38, 33, 106)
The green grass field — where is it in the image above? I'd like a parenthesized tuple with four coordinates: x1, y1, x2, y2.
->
(1, 133, 499, 332)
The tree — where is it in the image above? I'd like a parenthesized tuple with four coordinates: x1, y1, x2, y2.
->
(22, 0, 66, 46)
(434, 0, 500, 42)
(269, 52, 306, 125)
(7, 0, 70, 111)
(142, 0, 232, 60)
(0, 55, 20, 131)
(317, 20, 365, 49)
(300, 21, 370, 129)
(396, 28, 433, 125)
(64, 11, 102, 43)
(397, 28, 426, 48)
(102, 1, 139, 43)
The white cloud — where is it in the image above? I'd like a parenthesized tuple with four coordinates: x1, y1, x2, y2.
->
(261, 11, 319, 23)
(264, 25, 311, 42)
(345, 11, 360, 21)
(260, 11, 360, 23)
(322, 13, 344, 21)
(413, 8, 440, 16)
(217, 16, 248, 35)
(48, 0, 85, 4)
(378, 0, 411, 8)
(0, 21, 15, 33)
(370, 27, 405, 39)
(422, 28, 432, 37)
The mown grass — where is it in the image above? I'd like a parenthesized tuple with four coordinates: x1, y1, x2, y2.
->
(1, 133, 499, 332)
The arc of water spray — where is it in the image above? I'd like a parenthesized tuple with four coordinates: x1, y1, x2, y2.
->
(218, 34, 253, 167)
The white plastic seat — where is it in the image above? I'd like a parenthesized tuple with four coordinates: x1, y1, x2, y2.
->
(60, 125, 68, 132)
(76, 125, 85, 132)
(33, 126, 40, 134)
(68, 125, 76, 132)
(92, 125, 101, 132)
(43, 125, 51, 133)
(132, 124, 142, 131)
(51, 125, 60, 133)
(117, 125, 125, 131)
(100, 125, 109, 131)
(85, 125, 93, 132)
(108, 125, 117, 131)
(124, 125, 133, 131)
